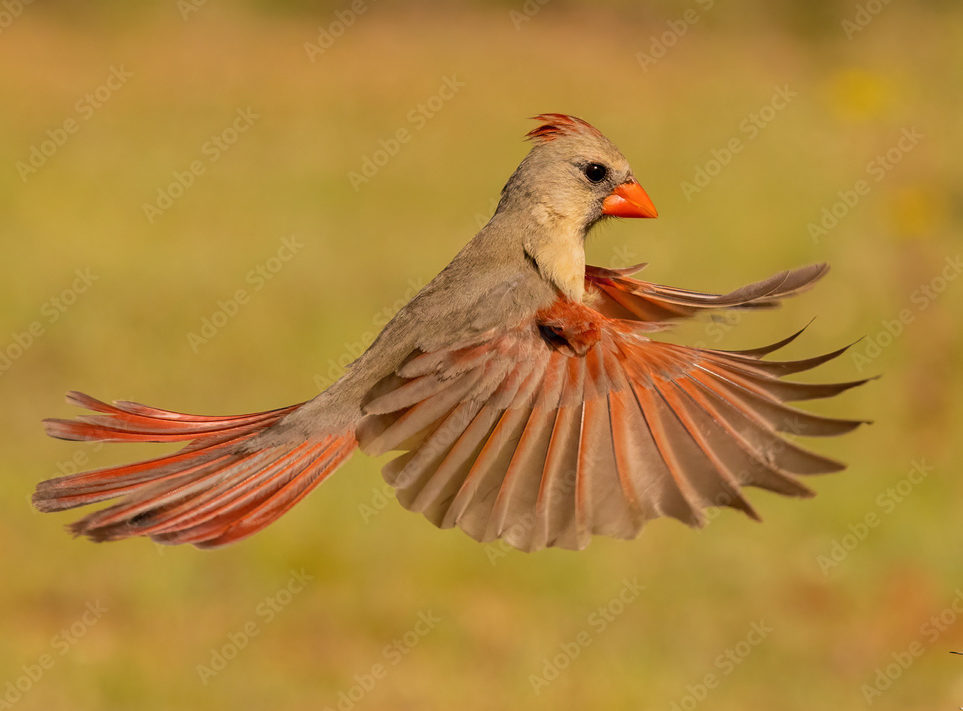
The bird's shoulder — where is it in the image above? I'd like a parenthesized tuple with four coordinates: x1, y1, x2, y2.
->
(402, 234, 556, 351)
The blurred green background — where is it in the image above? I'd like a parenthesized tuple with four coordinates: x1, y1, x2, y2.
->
(1, 1, 961, 709)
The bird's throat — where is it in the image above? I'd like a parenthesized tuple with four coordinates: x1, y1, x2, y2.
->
(525, 233, 586, 302)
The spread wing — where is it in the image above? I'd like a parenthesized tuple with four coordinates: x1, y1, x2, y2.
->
(357, 291, 869, 552)
(585, 262, 829, 322)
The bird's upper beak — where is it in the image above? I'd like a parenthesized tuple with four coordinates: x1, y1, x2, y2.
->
(601, 180, 658, 218)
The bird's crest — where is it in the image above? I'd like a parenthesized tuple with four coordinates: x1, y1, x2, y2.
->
(525, 113, 603, 144)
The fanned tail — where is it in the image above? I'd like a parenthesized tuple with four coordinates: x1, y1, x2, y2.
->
(34, 392, 357, 547)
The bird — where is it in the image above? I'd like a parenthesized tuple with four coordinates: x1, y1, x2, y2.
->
(34, 113, 870, 552)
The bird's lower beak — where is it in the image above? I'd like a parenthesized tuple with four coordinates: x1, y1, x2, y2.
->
(601, 180, 658, 218)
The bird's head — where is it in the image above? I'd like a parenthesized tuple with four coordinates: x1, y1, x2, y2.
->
(499, 113, 658, 234)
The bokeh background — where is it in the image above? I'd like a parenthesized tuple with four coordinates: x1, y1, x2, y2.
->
(2, 1, 961, 709)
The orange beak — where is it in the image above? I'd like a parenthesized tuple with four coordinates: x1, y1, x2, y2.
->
(601, 180, 658, 218)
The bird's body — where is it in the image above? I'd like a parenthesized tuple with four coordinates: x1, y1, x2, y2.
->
(35, 114, 869, 551)
(291, 209, 559, 431)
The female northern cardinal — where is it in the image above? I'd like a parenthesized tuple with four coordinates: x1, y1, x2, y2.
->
(35, 114, 869, 551)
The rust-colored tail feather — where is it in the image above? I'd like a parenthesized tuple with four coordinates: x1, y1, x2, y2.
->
(34, 393, 356, 548)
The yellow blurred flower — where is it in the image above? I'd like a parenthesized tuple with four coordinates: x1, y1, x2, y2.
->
(825, 68, 893, 122)
(886, 186, 947, 241)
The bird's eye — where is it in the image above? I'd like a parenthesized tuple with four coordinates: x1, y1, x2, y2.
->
(583, 162, 608, 183)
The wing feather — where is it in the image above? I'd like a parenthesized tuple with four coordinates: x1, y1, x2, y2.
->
(532, 356, 585, 549)
(362, 268, 867, 551)
(692, 364, 869, 436)
(578, 344, 644, 540)
(586, 263, 829, 322)
(484, 352, 567, 549)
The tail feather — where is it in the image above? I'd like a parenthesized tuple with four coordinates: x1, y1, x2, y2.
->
(43, 391, 298, 443)
(34, 393, 357, 547)
(154, 438, 354, 548)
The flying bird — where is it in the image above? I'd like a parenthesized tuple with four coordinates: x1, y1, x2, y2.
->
(34, 113, 869, 552)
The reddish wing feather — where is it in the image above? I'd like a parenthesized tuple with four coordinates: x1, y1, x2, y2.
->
(358, 294, 866, 552)
(585, 263, 830, 322)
